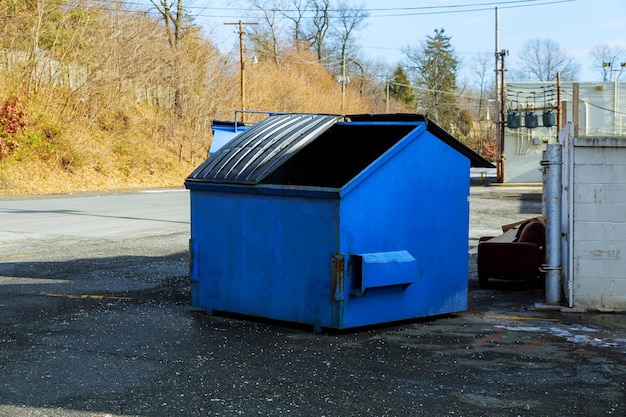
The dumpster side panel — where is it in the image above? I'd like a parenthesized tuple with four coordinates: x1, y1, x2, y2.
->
(338, 131, 470, 327)
(189, 189, 340, 328)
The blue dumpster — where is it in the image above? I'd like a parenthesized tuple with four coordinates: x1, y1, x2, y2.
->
(185, 113, 493, 331)
(210, 121, 248, 155)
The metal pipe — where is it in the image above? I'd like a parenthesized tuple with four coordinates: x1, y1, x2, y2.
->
(583, 101, 589, 136)
(573, 83, 579, 138)
(565, 123, 575, 307)
(613, 70, 619, 134)
(541, 144, 563, 305)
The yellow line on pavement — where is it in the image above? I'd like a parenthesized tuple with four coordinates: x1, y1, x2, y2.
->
(46, 293, 132, 301)
(3, 253, 36, 259)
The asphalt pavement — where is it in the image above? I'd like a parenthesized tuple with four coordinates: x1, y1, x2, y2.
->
(0, 185, 625, 417)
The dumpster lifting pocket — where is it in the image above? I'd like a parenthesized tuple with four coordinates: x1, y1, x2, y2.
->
(350, 250, 417, 296)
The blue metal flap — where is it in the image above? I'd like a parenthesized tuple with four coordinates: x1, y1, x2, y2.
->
(355, 250, 417, 293)
(210, 123, 249, 155)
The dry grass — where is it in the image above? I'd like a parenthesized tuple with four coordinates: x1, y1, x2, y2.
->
(0, 97, 197, 195)
(247, 52, 373, 115)
(0, 141, 195, 195)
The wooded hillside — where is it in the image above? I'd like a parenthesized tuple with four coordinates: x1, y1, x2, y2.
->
(0, 0, 484, 194)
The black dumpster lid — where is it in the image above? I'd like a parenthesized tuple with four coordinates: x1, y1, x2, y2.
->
(347, 114, 495, 169)
(186, 113, 494, 187)
(187, 114, 340, 185)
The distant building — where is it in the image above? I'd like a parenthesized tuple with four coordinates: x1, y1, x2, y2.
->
(501, 81, 626, 183)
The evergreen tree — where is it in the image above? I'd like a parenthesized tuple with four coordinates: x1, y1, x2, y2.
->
(404, 28, 459, 127)
(389, 65, 415, 107)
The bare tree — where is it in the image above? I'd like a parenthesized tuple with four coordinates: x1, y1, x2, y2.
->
(517, 38, 580, 81)
(69, 8, 172, 130)
(332, 1, 367, 65)
(330, 1, 367, 105)
(590, 44, 626, 81)
(150, 0, 186, 50)
(469, 52, 493, 120)
(281, 0, 308, 51)
(150, 0, 188, 116)
(305, 0, 331, 62)
(247, 0, 286, 64)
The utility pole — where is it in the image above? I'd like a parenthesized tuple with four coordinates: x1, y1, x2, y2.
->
(494, 7, 507, 183)
(386, 74, 390, 113)
(225, 20, 258, 123)
(498, 49, 506, 183)
(337, 51, 350, 114)
(494, 7, 502, 183)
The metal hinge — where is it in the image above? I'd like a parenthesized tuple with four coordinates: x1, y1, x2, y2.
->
(331, 253, 344, 301)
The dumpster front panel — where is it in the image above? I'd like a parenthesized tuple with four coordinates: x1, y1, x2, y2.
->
(189, 186, 342, 328)
(336, 128, 470, 327)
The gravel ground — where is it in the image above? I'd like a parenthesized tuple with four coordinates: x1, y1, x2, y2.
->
(1, 184, 625, 417)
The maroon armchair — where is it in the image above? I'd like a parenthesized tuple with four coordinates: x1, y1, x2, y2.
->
(476, 220, 546, 289)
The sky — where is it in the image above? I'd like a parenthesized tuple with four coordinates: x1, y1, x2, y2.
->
(159, 0, 626, 83)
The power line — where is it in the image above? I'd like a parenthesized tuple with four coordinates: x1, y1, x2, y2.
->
(390, 80, 490, 101)
(42, 0, 577, 20)
(336, 0, 577, 18)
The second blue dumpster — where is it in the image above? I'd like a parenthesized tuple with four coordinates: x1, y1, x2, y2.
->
(186, 113, 494, 331)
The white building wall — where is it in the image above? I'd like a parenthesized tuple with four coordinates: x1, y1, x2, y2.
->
(572, 137, 626, 310)
(504, 126, 556, 182)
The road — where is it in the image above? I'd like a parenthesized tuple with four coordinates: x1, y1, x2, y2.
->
(1, 187, 625, 417)
(0, 188, 190, 295)
(0, 189, 189, 241)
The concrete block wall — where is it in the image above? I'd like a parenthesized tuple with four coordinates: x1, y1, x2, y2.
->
(572, 137, 626, 310)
